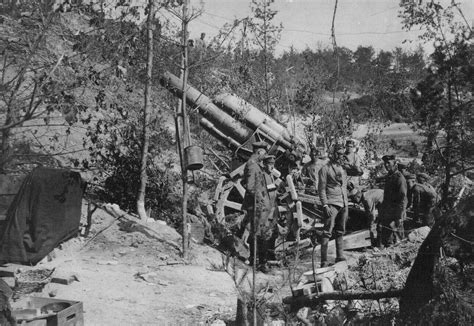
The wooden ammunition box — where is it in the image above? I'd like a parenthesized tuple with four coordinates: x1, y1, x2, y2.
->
(14, 296, 83, 326)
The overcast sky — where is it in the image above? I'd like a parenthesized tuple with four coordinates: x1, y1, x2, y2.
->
(187, 0, 473, 56)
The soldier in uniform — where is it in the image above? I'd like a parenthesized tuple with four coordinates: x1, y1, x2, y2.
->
(302, 147, 328, 195)
(405, 173, 417, 210)
(257, 154, 281, 272)
(348, 185, 384, 247)
(379, 155, 407, 247)
(397, 161, 409, 177)
(288, 158, 305, 191)
(241, 141, 268, 270)
(412, 173, 438, 227)
(343, 139, 363, 180)
(318, 144, 349, 267)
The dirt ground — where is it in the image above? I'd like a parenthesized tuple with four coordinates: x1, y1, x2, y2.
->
(6, 201, 435, 325)
(10, 203, 241, 325)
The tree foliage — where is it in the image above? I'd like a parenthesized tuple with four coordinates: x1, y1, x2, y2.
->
(399, 0, 473, 205)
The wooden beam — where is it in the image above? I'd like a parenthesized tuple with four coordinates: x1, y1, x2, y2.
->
(283, 289, 404, 308)
(311, 229, 371, 253)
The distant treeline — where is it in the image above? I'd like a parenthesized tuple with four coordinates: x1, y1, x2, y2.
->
(190, 44, 426, 124)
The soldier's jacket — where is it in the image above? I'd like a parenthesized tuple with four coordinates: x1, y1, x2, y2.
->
(318, 161, 348, 208)
(412, 183, 438, 218)
(361, 189, 384, 221)
(380, 170, 407, 222)
(242, 156, 276, 238)
(302, 158, 328, 194)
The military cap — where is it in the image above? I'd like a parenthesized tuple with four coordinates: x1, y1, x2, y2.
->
(398, 161, 408, 169)
(405, 173, 416, 180)
(382, 154, 396, 162)
(417, 172, 430, 181)
(345, 139, 356, 147)
(263, 154, 275, 163)
(252, 141, 268, 149)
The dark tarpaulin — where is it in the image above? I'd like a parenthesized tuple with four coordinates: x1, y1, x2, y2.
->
(0, 167, 83, 265)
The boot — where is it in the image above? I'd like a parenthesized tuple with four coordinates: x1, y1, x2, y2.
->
(320, 237, 329, 267)
(335, 236, 346, 262)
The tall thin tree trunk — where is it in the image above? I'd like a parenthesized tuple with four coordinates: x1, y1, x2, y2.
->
(263, 0, 269, 114)
(178, 0, 190, 260)
(442, 82, 453, 206)
(137, 0, 154, 220)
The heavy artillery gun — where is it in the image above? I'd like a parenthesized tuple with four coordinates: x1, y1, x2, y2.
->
(160, 71, 342, 245)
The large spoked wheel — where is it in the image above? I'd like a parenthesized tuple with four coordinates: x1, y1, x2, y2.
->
(214, 176, 250, 246)
(214, 175, 297, 248)
(215, 176, 246, 224)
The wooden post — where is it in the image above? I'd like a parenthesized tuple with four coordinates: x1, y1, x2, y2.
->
(180, 0, 190, 260)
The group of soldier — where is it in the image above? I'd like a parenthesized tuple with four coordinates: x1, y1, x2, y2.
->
(241, 139, 439, 272)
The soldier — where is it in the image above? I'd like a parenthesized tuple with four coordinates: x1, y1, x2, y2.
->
(257, 154, 281, 272)
(288, 158, 305, 191)
(405, 173, 417, 210)
(397, 161, 409, 177)
(412, 173, 438, 227)
(241, 141, 268, 269)
(343, 139, 364, 187)
(318, 144, 349, 267)
(348, 185, 384, 247)
(302, 147, 328, 195)
(379, 155, 407, 247)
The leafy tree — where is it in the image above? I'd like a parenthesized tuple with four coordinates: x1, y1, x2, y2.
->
(400, 0, 473, 205)
(0, 1, 79, 172)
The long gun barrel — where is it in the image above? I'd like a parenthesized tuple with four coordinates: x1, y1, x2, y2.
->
(214, 94, 295, 149)
(160, 71, 253, 147)
(160, 71, 304, 156)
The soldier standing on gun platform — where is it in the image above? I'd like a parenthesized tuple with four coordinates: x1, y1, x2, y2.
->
(302, 146, 328, 195)
(318, 144, 349, 267)
(257, 154, 281, 273)
(241, 141, 268, 269)
(379, 155, 407, 247)
(343, 139, 363, 187)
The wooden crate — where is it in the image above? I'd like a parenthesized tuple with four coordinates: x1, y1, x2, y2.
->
(19, 296, 84, 326)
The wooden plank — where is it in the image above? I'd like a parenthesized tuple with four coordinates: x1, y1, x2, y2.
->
(234, 181, 246, 197)
(311, 230, 371, 253)
(286, 175, 298, 200)
(229, 163, 245, 179)
(51, 275, 78, 285)
(283, 289, 404, 307)
(213, 176, 227, 201)
(296, 193, 321, 205)
(224, 200, 242, 211)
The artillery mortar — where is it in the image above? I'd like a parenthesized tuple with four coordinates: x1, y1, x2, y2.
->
(160, 72, 365, 248)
